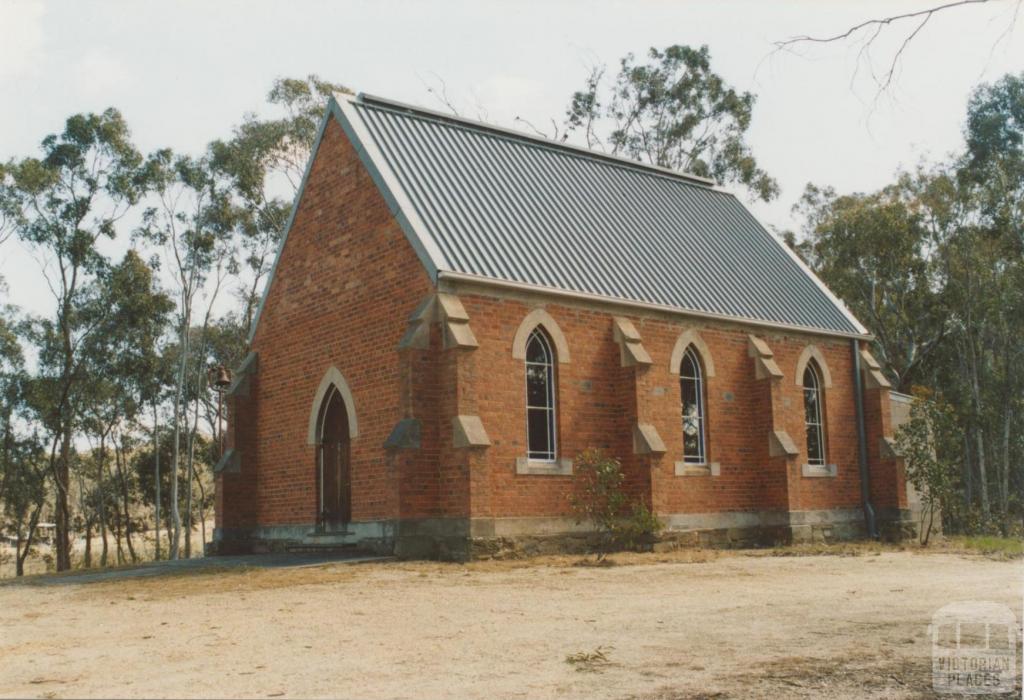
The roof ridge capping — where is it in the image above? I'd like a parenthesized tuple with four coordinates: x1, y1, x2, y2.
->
(341, 91, 717, 189)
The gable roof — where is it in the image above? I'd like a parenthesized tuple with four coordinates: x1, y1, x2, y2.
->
(249, 93, 867, 343)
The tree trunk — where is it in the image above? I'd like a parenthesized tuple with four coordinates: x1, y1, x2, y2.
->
(113, 506, 125, 565)
(54, 291, 77, 573)
(116, 441, 137, 563)
(98, 433, 110, 567)
(84, 519, 92, 568)
(55, 424, 73, 571)
(967, 333, 990, 518)
(975, 424, 989, 518)
(921, 500, 935, 546)
(164, 509, 172, 554)
(0, 414, 11, 508)
(962, 434, 973, 509)
(1000, 407, 1010, 531)
(153, 402, 161, 562)
(105, 434, 124, 566)
(185, 389, 202, 559)
(16, 501, 43, 577)
(75, 466, 89, 568)
(191, 458, 207, 555)
(198, 475, 207, 554)
(100, 518, 109, 567)
(170, 305, 190, 560)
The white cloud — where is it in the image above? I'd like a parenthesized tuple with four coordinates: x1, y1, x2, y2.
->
(0, 0, 45, 80)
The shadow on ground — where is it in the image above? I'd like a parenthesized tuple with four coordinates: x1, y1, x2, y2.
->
(0, 552, 393, 586)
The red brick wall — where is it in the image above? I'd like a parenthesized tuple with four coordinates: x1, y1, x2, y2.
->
(457, 292, 894, 519)
(462, 297, 635, 517)
(224, 118, 434, 528)
(217, 370, 260, 530)
(863, 378, 908, 510)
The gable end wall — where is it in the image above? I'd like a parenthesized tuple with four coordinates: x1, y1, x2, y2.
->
(223, 117, 435, 532)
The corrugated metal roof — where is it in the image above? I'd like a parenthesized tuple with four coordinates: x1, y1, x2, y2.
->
(338, 94, 864, 336)
(245, 92, 866, 341)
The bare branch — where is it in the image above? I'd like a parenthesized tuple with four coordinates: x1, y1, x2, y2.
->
(513, 116, 557, 140)
(771, 0, 1018, 100)
(879, 12, 933, 92)
(419, 72, 461, 116)
(468, 89, 490, 123)
(774, 0, 992, 49)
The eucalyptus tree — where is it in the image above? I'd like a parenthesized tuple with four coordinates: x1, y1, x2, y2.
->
(561, 45, 778, 202)
(137, 151, 236, 559)
(182, 271, 233, 558)
(2, 431, 47, 576)
(78, 251, 173, 564)
(0, 295, 23, 500)
(131, 424, 177, 549)
(948, 73, 1024, 526)
(792, 177, 951, 392)
(142, 343, 174, 560)
(0, 110, 147, 570)
(0, 300, 49, 576)
(0, 161, 19, 246)
(79, 376, 118, 565)
(796, 73, 1024, 533)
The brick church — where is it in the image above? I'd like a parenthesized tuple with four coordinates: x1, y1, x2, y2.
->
(214, 92, 914, 559)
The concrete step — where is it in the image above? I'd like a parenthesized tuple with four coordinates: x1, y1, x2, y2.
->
(298, 532, 356, 545)
(284, 531, 373, 556)
(284, 544, 371, 555)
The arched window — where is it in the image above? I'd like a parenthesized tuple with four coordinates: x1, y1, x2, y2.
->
(679, 346, 707, 464)
(525, 328, 557, 461)
(803, 362, 826, 465)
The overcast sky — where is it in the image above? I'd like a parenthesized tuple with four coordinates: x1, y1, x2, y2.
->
(1, 0, 1021, 319)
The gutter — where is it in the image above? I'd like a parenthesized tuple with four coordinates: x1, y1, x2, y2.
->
(439, 270, 873, 341)
(852, 339, 879, 539)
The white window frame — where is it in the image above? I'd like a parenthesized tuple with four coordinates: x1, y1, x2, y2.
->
(525, 328, 557, 462)
(803, 362, 826, 466)
(679, 346, 707, 464)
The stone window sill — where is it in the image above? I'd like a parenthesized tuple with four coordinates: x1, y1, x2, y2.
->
(516, 457, 573, 475)
(675, 461, 721, 477)
(802, 463, 837, 478)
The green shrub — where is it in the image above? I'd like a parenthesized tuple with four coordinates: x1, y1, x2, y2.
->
(570, 448, 662, 555)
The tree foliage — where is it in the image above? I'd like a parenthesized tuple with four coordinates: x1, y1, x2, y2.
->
(0, 76, 358, 575)
(792, 176, 949, 391)
(895, 388, 961, 544)
(0, 109, 147, 570)
(563, 45, 779, 201)
(796, 72, 1024, 535)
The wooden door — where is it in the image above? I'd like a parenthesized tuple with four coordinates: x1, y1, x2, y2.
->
(319, 388, 351, 525)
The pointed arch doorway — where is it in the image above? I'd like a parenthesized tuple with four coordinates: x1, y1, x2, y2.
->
(316, 386, 351, 528)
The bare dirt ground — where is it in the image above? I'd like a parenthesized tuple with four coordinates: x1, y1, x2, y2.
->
(0, 545, 1020, 699)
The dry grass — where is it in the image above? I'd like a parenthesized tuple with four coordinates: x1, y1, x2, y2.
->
(940, 535, 1024, 559)
(565, 646, 614, 673)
